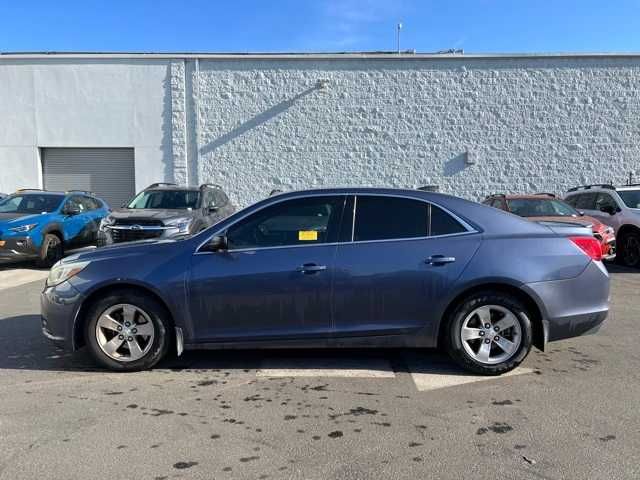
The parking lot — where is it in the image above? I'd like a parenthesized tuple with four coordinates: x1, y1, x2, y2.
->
(0, 264, 636, 479)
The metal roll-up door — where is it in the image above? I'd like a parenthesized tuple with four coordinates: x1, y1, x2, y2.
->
(42, 148, 135, 209)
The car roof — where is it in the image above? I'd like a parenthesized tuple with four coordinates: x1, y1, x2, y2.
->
(487, 194, 560, 201)
(145, 185, 200, 192)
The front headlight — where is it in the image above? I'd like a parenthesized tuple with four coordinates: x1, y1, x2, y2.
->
(9, 223, 38, 233)
(99, 216, 115, 231)
(47, 261, 90, 287)
(166, 218, 193, 234)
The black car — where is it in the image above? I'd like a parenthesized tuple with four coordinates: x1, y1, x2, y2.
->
(99, 183, 235, 244)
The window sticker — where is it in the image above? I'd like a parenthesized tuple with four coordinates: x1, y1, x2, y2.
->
(298, 230, 318, 241)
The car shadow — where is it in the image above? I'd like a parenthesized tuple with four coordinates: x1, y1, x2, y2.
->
(0, 313, 482, 376)
(606, 263, 639, 274)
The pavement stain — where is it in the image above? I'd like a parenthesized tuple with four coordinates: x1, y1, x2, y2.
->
(476, 422, 514, 435)
(173, 461, 198, 469)
(599, 435, 616, 442)
(239, 456, 260, 462)
(328, 430, 343, 438)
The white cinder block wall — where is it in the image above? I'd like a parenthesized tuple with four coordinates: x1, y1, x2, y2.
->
(2, 54, 639, 207)
(171, 56, 640, 207)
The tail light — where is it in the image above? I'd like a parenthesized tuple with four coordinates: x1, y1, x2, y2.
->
(569, 236, 603, 261)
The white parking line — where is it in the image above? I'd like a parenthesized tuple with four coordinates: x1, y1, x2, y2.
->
(0, 268, 48, 290)
(405, 353, 534, 391)
(258, 357, 396, 378)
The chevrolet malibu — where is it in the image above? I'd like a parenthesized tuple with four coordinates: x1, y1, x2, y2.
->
(41, 188, 609, 375)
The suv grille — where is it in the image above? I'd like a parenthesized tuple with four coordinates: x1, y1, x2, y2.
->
(110, 228, 163, 243)
(113, 219, 164, 227)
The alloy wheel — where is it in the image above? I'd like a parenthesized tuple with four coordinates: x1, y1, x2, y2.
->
(95, 304, 155, 362)
(460, 305, 522, 365)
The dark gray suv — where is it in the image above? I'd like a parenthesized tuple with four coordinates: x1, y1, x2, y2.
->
(99, 183, 235, 244)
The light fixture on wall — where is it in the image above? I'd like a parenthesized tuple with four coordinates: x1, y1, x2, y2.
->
(316, 79, 330, 91)
(463, 149, 475, 165)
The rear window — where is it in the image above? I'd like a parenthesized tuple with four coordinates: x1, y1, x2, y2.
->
(430, 205, 467, 235)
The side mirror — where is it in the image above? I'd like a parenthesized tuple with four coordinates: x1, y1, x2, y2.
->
(599, 205, 616, 216)
(578, 210, 585, 216)
(64, 205, 81, 216)
(202, 235, 227, 252)
(208, 206, 219, 214)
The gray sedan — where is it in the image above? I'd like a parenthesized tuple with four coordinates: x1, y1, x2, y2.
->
(41, 188, 609, 374)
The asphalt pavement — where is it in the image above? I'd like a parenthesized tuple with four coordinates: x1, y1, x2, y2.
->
(0, 265, 638, 479)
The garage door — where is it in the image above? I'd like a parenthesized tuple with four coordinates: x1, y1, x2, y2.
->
(42, 148, 135, 209)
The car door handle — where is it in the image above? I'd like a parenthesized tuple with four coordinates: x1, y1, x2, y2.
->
(425, 255, 456, 265)
(296, 263, 327, 274)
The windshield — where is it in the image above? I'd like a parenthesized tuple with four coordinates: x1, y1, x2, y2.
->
(0, 194, 64, 214)
(618, 189, 640, 209)
(127, 190, 200, 210)
(508, 198, 579, 218)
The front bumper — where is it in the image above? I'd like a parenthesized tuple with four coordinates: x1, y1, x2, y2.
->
(40, 280, 84, 350)
(523, 260, 609, 344)
(0, 236, 39, 262)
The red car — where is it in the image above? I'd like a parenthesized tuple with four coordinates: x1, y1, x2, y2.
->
(483, 193, 616, 260)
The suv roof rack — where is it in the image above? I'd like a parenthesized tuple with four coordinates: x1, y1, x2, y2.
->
(66, 189, 94, 195)
(16, 188, 45, 192)
(147, 182, 177, 189)
(484, 193, 506, 199)
(567, 184, 615, 192)
(534, 192, 556, 197)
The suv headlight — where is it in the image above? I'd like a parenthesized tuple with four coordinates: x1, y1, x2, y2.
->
(9, 223, 37, 233)
(47, 261, 90, 287)
(99, 216, 115, 231)
(165, 218, 193, 234)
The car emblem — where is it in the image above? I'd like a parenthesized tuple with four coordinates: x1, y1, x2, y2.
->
(131, 225, 142, 230)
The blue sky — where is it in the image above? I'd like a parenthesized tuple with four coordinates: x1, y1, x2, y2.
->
(1, 0, 640, 53)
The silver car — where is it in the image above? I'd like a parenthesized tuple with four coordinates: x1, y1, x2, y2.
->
(565, 184, 640, 267)
(41, 188, 609, 374)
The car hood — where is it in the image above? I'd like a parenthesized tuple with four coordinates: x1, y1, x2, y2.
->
(108, 208, 198, 223)
(0, 212, 45, 225)
(62, 237, 181, 264)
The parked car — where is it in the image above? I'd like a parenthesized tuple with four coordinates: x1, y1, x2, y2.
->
(99, 183, 235, 245)
(483, 193, 616, 261)
(41, 188, 609, 374)
(0, 189, 109, 267)
(564, 184, 640, 267)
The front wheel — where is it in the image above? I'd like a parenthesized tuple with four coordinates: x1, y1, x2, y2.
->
(617, 231, 640, 268)
(84, 291, 171, 371)
(445, 292, 533, 375)
(35, 233, 63, 268)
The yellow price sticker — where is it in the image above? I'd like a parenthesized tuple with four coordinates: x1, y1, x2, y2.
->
(298, 230, 318, 241)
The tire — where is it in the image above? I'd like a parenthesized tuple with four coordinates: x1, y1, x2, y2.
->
(617, 230, 640, 268)
(35, 233, 63, 268)
(84, 290, 172, 372)
(445, 291, 533, 375)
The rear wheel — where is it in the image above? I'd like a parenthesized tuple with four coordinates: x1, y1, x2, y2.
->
(617, 231, 640, 268)
(84, 291, 171, 371)
(35, 233, 63, 268)
(445, 292, 533, 375)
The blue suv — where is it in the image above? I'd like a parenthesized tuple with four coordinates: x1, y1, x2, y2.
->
(0, 189, 110, 267)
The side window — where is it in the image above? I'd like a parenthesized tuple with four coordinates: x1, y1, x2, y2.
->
(64, 196, 85, 213)
(226, 196, 345, 249)
(354, 196, 428, 241)
(575, 192, 597, 210)
(565, 195, 578, 207)
(430, 205, 467, 236)
(595, 193, 617, 211)
(212, 189, 229, 207)
(494, 198, 507, 211)
(80, 196, 98, 211)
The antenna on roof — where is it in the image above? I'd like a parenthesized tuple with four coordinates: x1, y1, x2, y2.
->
(396, 22, 403, 54)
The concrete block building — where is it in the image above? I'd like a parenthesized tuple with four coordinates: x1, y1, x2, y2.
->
(0, 52, 638, 208)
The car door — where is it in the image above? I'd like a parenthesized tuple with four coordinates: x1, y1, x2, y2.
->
(332, 195, 481, 337)
(61, 196, 89, 248)
(187, 195, 347, 342)
(592, 192, 623, 230)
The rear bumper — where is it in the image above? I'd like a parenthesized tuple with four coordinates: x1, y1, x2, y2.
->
(523, 261, 609, 344)
(0, 236, 39, 262)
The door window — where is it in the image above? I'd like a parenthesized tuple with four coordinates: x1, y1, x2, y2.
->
(64, 196, 85, 213)
(354, 196, 428, 241)
(226, 196, 345, 250)
(595, 193, 618, 211)
(574, 193, 597, 210)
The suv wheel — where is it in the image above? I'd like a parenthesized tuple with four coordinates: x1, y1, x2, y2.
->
(618, 231, 640, 268)
(84, 291, 171, 371)
(36, 233, 63, 268)
(445, 292, 533, 375)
